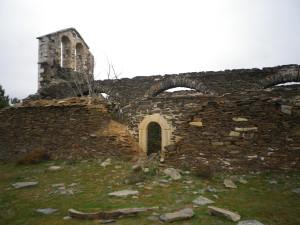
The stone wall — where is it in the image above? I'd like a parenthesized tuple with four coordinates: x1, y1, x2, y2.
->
(121, 86, 300, 172)
(95, 64, 300, 106)
(0, 98, 138, 161)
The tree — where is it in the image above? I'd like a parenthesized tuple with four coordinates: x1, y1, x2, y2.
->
(0, 85, 9, 108)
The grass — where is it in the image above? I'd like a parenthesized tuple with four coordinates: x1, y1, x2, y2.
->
(0, 159, 299, 225)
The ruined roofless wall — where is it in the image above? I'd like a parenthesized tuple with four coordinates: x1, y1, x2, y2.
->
(121, 88, 300, 172)
(94, 64, 300, 106)
(0, 98, 137, 161)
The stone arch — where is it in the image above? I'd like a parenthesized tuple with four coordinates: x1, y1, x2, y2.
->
(75, 43, 85, 72)
(145, 77, 212, 97)
(138, 113, 172, 153)
(61, 36, 72, 68)
(261, 66, 300, 88)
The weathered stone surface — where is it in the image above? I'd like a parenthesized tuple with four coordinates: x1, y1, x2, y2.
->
(192, 196, 214, 206)
(189, 121, 203, 127)
(237, 220, 264, 225)
(159, 208, 194, 222)
(108, 190, 139, 197)
(36, 208, 58, 215)
(229, 131, 240, 137)
(281, 105, 292, 115)
(163, 168, 181, 180)
(208, 206, 241, 222)
(12, 182, 38, 189)
(233, 117, 248, 122)
(224, 179, 237, 189)
(235, 127, 258, 132)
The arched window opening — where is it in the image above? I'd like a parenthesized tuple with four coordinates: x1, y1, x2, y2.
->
(158, 87, 202, 97)
(75, 43, 84, 72)
(61, 36, 72, 68)
(147, 122, 162, 156)
(275, 82, 300, 87)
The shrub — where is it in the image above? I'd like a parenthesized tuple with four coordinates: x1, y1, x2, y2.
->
(17, 148, 50, 165)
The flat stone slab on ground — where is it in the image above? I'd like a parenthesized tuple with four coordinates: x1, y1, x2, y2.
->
(36, 208, 58, 215)
(192, 196, 215, 206)
(224, 179, 237, 189)
(159, 208, 194, 222)
(12, 181, 38, 189)
(208, 206, 241, 222)
(292, 188, 300, 194)
(237, 220, 264, 225)
(68, 207, 155, 220)
(108, 190, 139, 197)
(163, 168, 182, 180)
(48, 166, 62, 171)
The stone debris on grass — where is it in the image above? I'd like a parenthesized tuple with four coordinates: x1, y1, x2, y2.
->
(230, 175, 248, 184)
(68, 207, 155, 220)
(208, 206, 241, 222)
(192, 196, 215, 206)
(108, 190, 139, 197)
(36, 208, 58, 215)
(101, 158, 112, 167)
(12, 181, 38, 189)
(206, 186, 217, 193)
(51, 183, 77, 195)
(292, 188, 300, 194)
(99, 219, 116, 224)
(237, 220, 264, 225)
(224, 178, 237, 189)
(51, 183, 65, 188)
(163, 168, 182, 180)
(159, 208, 194, 222)
(48, 166, 62, 171)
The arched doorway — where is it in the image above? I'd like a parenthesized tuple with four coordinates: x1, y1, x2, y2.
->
(147, 122, 162, 155)
(138, 114, 172, 154)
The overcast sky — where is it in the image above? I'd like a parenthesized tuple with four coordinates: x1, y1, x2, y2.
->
(0, 0, 299, 99)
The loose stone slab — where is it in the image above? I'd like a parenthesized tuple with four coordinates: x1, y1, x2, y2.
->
(163, 168, 181, 180)
(192, 196, 215, 206)
(12, 181, 38, 189)
(208, 206, 241, 222)
(292, 188, 300, 194)
(224, 179, 237, 189)
(159, 208, 194, 222)
(48, 166, 62, 171)
(36, 208, 58, 215)
(69, 207, 155, 220)
(237, 220, 264, 225)
(101, 158, 112, 167)
(108, 190, 138, 197)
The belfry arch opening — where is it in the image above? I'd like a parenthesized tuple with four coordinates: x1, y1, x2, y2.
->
(147, 122, 162, 155)
(75, 43, 84, 72)
(61, 36, 72, 68)
(138, 114, 172, 154)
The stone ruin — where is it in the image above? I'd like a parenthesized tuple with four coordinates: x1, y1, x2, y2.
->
(0, 28, 300, 172)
